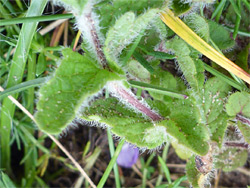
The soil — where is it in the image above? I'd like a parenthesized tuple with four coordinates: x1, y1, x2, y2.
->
(45, 124, 250, 187)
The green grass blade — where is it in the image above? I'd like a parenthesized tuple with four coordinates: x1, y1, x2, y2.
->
(157, 156, 172, 184)
(19, 125, 50, 154)
(0, 2, 20, 33)
(26, 52, 37, 112)
(242, 0, 250, 11)
(209, 39, 246, 87)
(0, 13, 73, 26)
(147, 51, 175, 59)
(0, 171, 16, 188)
(211, 0, 226, 20)
(156, 144, 170, 186)
(224, 27, 250, 37)
(0, 78, 46, 100)
(229, 0, 241, 18)
(24, 52, 38, 186)
(128, 80, 188, 99)
(138, 46, 175, 60)
(107, 129, 121, 188)
(15, 0, 24, 10)
(122, 32, 144, 66)
(203, 63, 245, 91)
(0, 0, 48, 173)
(133, 51, 154, 74)
(142, 168, 147, 188)
(1, 0, 17, 16)
(169, 176, 187, 188)
(97, 139, 125, 188)
(232, 0, 241, 40)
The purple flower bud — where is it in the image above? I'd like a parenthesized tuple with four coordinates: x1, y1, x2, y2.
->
(116, 142, 139, 168)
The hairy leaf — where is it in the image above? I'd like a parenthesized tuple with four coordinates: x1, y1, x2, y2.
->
(214, 148, 248, 172)
(82, 97, 209, 154)
(149, 69, 177, 101)
(95, 0, 165, 35)
(104, 9, 160, 73)
(81, 98, 168, 149)
(171, 140, 193, 160)
(127, 59, 150, 82)
(208, 113, 228, 147)
(237, 121, 250, 144)
(186, 156, 205, 188)
(208, 20, 235, 50)
(35, 49, 120, 134)
(204, 77, 231, 146)
(171, 0, 192, 16)
(184, 13, 209, 42)
(54, 0, 87, 14)
(166, 37, 204, 91)
(163, 99, 210, 155)
(204, 77, 231, 123)
(226, 91, 250, 118)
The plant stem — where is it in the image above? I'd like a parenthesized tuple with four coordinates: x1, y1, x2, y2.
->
(236, 114, 250, 127)
(112, 83, 163, 121)
(224, 141, 249, 149)
(77, 3, 163, 122)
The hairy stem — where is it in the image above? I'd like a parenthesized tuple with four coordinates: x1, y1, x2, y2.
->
(84, 12, 108, 68)
(112, 83, 163, 121)
(224, 141, 249, 149)
(236, 114, 250, 127)
(79, 3, 162, 122)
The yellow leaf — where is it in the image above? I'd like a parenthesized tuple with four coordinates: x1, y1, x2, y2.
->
(160, 9, 250, 84)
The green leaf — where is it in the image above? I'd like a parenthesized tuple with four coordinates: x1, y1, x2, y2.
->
(237, 121, 250, 144)
(35, 49, 120, 134)
(127, 59, 150, 82)
(133, 51, 154, 74)
(226, 91, 250, 118)
(203, 77, 231, 146)
(36, 53, 46, 76)
(0, 172, 16, 188)
(171, 0, 192, 16)
(208, 113, 228, 147)
(166, 37, 204, 91)
(214, 148, 248, 172)
(186, 156, 204, 188)
(104, 9, 160, 73)
(155, 98, 210, 156)
(208, 20, 235, 50)
(81, 98, 168, 149)
(171, 140, 192, 160)
(159, 119, 209, 156)
(236, 44, 249, 72)
(204, 77, 231, 123)
(95, 0, 165, 35)
(55, 0, 87, 14)
(184, 13, 209, 42)
(149, 69, 178, 101)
